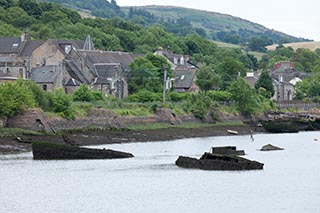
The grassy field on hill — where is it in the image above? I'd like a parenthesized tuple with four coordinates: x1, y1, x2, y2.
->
(267, 41, 320, 51)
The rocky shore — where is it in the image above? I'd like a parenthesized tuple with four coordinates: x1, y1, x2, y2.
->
(0, 124, 264, 155)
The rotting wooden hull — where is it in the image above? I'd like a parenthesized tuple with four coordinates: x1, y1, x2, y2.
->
(175, 153, 263, 171)
(260, 119, 307, 133)
(32, 141, 134, 160)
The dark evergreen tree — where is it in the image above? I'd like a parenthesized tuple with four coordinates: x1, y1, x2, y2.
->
(255, 71, 274, 98)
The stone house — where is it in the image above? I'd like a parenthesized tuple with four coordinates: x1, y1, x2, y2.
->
(65, 49, 138, 98)
(244, 71, 259, 89)
(0, 33, 93, 87)
(0, 33, 29, 81)
(29, 65, 63, 92)
(270, 61, 307, 101)
(154, 49, 199, 92)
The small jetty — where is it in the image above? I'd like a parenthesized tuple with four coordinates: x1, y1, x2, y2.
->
(32, 141, 134, 160)
(175, 146, 263, 171)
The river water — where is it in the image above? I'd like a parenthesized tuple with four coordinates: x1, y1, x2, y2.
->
(1, 131, 320, 213)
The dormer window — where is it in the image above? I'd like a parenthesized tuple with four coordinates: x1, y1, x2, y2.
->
(173, 57, 178, 64)
(64, 45, 71, 54)
(180, 56, 184, 65)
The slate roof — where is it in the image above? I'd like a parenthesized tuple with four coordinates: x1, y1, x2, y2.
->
(0, 37, 23, 54)
(65, 61, 90, 84)
(19, 40, 45, 57)
(77, 50, 137, 69)
(159, 50, 198, 69)
(52, 40, 85, 55)
(174, 69, 196, 89)
(94, 64, 121, 84)
(30, 65, 60, 83)
(64, 78, 81, 86)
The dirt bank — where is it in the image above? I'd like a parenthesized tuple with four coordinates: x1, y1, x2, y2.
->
(0, 124, 264, 155)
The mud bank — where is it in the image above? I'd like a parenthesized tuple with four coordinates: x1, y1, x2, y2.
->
(0, 124, 264, 155)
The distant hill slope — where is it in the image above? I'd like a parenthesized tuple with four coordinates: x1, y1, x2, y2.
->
(266, 41, 320, 51)
(122, 5, 309, 43)
(40, 1, 310, 45)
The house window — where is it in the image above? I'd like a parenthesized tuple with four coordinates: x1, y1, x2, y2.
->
(19, 68, 24, 78)
(42, 84, 47, 91)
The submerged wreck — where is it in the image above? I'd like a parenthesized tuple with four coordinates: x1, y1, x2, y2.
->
(261, 112, 320, 133)
(210, 146, 245, 155)
(32, 141, 134, 160)
(260, 144, 284, 151)
(176, 147, 263, 171)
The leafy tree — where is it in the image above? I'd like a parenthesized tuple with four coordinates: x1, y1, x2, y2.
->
(128, 57, 160, 93)
(145, 53, 172, 81)
(0, 0, 14, 9)
(18, 0, 43, 19)
(217, 57, 247, 90)
(0, 21, 21, 37)
(294, 48, 319, 72)
(23, 80, 53, 111)
(73, 84, 94, 102)
(0, 80, 35, 117)
(72, 84, 104, 102)
(228, 78, 257, 116)
(6, 7, 37, 29)
(247, 36, 272, 52)
(52, 89, 74, 119)
(196, 65, 221, 93)
(255, 70, 274, 98)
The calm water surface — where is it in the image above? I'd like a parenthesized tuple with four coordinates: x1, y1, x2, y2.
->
(1, 131, 320, 213)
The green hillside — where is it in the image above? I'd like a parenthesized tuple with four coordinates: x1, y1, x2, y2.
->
(123, 5, 308, 44)
(40, 0, 310, 45)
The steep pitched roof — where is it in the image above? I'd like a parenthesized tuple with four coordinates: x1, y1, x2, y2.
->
(77, 50, 137, 69)
(30, 65, 60, 83)
(65, 61, 90, 84)
(174, 69, 196, 89)
(94, 64, 121, 84)
(0, 37, 23, 54)
(156, 49, 198, 70)
(64, 78, 81, 86)
(51, 40, 85, 55)
(19, 40, 45, 57)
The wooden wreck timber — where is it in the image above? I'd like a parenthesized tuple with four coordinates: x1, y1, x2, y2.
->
(175, 152, 263, 171)
(32, 141, 134, 160)
(260, 144, 284, 151)
(261, 112, 320, 133)
(210, 146, 245, 155)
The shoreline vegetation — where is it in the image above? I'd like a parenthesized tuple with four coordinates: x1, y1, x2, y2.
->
(0, 121, 263, 155)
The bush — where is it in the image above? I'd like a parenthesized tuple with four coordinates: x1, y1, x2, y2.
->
(0, 80, 35, 117)
(168, 92, 191, 102)
(207, 91, 232, 101)
(189, 93, 217, 121)
(23, 80, 54, 111)
(73, 84, 94, 102)
(127, 90, 162, 102)
(53, 89, 75, 120)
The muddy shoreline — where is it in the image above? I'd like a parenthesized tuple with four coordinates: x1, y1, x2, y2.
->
(0, 124, 264, 155)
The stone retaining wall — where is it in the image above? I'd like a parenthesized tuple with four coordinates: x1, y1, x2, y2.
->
(7, 109, 52, 132)
(7, 108, 240, 133)
(0, 116, 6, 128)
(49, 108, 126, 132)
